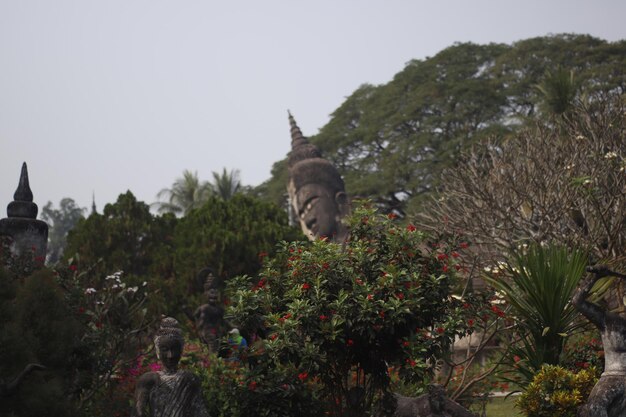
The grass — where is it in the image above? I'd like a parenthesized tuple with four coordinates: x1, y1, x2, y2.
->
(484, 396, 522, 417)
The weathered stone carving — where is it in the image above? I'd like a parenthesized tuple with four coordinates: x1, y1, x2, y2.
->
(0, 363, 45, 397)
(393, 385, 476, 417)
(133, 317, 209, 417)
(0, 163, 48, 260)
(287, 112, 349, 242)
(574, 265, 626, 417)
(194, 269, 227, 353)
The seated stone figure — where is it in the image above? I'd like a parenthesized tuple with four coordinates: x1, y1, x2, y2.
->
(194, 270, 227, 353)
(133, 317, 209, 417)
(574, 266, 626, 417)
(287, 112, 350, 243)
(393, 384, 476, 417)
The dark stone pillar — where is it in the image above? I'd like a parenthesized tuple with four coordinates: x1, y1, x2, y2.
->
(0, 163, 48, 260)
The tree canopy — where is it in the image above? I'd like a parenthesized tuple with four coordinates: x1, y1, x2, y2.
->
(259, 35, 626, 215)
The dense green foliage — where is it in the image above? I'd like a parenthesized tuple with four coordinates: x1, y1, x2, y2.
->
(65, 191, 176, 278)
(517, 365, 598, 417)
(0, 251, 151, 417)
(174, 194, 300, 289)
(65, 191, 299, 317)
(226, 205, 490, 416)
(259, 35, 626, 215)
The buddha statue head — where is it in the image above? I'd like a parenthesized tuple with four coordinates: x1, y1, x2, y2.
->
(287, 112, 349, 242)
(154, 317, 184, 374)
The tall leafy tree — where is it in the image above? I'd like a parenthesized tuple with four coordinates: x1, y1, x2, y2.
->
(258, 35, 626, 215)
(40, 198, 85, 264)
(174, 194, 300, 287)
(154, 170, 213, 215)
(65, 191, 177, 278)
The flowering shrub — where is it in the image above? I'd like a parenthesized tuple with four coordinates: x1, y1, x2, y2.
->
(516, 364, 598, 417)
(227, 204, 486, 416)
(562, 331, 604, 373)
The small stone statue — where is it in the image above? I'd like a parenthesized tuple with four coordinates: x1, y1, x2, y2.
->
(287, 112, 350, 243)
(133, 317, 209, 417)
(393, 385, 476, 417)
(194, 270, 227, 353)
(574, 265, 626, 417)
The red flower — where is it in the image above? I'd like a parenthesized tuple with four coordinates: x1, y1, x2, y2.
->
(301, 283, 310, 290)
(437, 253, 448, 261)
(319, 314, 329, 321)
(270, 334, 278, 340)
(78, 307, 85, 314)
(322, 262, 330, 270)
(347, 339, 354, 347)
(513, 355, 521, 363)
(463, 303, 470, 309)
(406, 224, 416, 232)
(396, 293, 404, 300)
(467, 319, 475, 326)
(406, 359, 416, 367)
(298, 372, 308, 381)
(379, 311, 386, 318)
(442, 265, 449, 273)
(403, 341, 410, 347)
(460, 242, 469, 249)
(69, 265, 78, 272)
(356, 278, 364, 285)
(367, 294, 373, 300)
(436, 327, 445, 334)
(388, 213, 398, 219)
(248, 381, 258, 391)
(491, 305, 505, 318)
(455, 264, 462, 271)
(451, 252, 460, 258)
(258, 251, 268, 259)
(283, 313, 292, 320)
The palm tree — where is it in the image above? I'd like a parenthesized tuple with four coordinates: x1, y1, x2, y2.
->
(210, 168, 242, 200)
(154, 170, 213, 215)
(535, 67, 580, 116)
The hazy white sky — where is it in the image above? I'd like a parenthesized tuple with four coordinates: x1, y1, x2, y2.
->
(1, 0, 625, 216)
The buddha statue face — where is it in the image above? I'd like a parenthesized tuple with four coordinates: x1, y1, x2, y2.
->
(206, 288, 219, 305)
(294, 183, 348, 240)
(156, 336, 183, 373)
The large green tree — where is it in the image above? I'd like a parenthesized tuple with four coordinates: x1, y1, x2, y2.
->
(65, 191, 177, 279)
(259, 35, 626, 215)
(40, 198, 86, 265)
(173, 194, 300, 289)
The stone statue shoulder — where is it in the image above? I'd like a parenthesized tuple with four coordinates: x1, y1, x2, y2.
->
(136, 371, 160, 391)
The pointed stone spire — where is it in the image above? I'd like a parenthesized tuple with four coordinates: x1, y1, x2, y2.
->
(0, 162, 48, 260)
(7, 162, 38, 219)
(287, 111, 321, 168)
(288, 110, 308, 148)
(91, 192, 97, 215)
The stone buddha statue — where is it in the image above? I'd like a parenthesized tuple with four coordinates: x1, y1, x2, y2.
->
(287, 112, 350, 243)
(574, 266, 626, 417)
(194, 269, 227, 353)
(133, 317, 209, 417)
